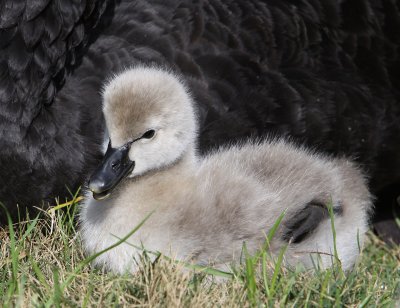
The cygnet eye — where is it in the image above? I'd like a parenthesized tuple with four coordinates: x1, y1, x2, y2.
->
(142, 129, 156, 139)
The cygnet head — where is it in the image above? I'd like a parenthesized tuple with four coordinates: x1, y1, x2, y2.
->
(89, 67, 197, 200)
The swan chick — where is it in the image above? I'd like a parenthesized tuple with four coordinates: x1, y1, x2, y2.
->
(79, 67, 372, 274)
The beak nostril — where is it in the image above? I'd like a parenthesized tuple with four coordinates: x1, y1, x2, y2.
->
(112, 161, 121, 171)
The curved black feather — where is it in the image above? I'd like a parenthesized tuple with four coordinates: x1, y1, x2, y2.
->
(23, 0, 51, 21)
(0, 0, 25, 28)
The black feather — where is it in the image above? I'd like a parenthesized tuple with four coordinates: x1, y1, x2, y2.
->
(0, 0, 25, 28)
(20, 16, 45, 48)
(23, 0, 51, 21)
(0, 27, 17, 48)
(7, 35, 32, 73)
(283, 201, 343, 244)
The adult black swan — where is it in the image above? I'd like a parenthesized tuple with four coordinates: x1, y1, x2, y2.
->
(1, 0, 399, 242)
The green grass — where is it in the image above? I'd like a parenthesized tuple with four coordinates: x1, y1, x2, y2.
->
(0, 199, 399, 307)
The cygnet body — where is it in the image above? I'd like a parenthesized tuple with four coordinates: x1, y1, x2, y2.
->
(79, 67, 372, 274)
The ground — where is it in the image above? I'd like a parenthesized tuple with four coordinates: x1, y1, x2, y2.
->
(0, 197, 399, 307)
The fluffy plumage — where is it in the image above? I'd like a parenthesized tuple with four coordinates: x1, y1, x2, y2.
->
(0, 1, 399, 241)
(80, 67, 372, 273)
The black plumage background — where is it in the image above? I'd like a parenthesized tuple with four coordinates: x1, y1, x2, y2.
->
(0, 0, 399, 241)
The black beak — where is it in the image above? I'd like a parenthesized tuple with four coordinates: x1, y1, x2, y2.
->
(88, 141, 135, 200)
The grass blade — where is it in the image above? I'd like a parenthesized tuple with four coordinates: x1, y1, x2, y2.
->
(20, 215, 39, 242)
(61, 211, 154, 290)
(52, 268, 63, 307)
(268, 244, 288, 297)
(48, 196, 84, 213)
(243, 244, 257, 306)
(2, 204, 19, 293)
(29, 256, 50, 291)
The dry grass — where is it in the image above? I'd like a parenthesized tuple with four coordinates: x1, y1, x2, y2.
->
(0, 200, 399, 307)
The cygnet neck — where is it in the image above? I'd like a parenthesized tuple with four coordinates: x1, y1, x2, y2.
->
(133, 145, 199, 185)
